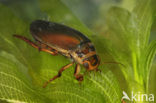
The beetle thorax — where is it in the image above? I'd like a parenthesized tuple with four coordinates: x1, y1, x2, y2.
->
(70, 42, 96, 64)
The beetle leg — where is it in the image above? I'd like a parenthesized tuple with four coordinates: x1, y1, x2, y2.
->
(13, 35, 57, 55)
(41, 45, 58, 55)
(74, 64, 83, 82)
(43, 62, 74, 88)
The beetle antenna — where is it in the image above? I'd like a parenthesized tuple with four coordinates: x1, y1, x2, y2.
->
(101, 61, 125, 67)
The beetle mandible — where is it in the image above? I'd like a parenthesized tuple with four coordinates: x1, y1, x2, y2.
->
(14, 20, 100, 88)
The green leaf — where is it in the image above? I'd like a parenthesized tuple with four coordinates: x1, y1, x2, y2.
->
(144, 40, 156, 92)
(0, 51, 47, 103)
(105, 6, 139, 81)
(104, 0, 156, 96)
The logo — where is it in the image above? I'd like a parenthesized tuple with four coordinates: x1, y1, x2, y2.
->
(122, 91, 154, 102)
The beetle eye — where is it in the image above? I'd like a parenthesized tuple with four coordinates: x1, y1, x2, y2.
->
(83, 62, 89, 68)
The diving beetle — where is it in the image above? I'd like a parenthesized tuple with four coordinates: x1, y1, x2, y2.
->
(14, 20, 100, 88)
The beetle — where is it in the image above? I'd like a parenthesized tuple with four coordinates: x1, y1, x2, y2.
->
(14, 20, 100, 88)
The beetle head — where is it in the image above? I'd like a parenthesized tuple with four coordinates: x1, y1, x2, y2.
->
(83, 55, 100, 71)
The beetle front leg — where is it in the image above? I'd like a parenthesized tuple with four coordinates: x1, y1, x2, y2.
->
(43, 62, 74, 88)
(13, 35, 57, 55)
(74, 64, 83, 82)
